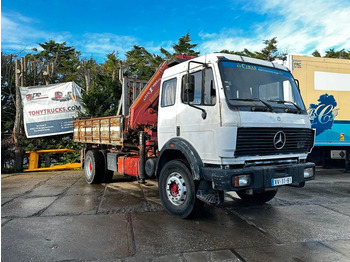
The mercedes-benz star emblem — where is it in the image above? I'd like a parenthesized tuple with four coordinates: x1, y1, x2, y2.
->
(273, 131, 286, 150)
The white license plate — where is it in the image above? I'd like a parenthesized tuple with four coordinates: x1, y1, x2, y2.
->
(271, 176, 292, 186)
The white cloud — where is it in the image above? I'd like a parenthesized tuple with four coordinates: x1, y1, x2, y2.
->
(199, 30, 265, 54)
(76, 33, 138, 59)
(1, 11, 169, 61)
(2, 13, 72, 54)
(1, 11, 72, 53)
(199, 0, 350, 56)
(75, 34, 176, 61)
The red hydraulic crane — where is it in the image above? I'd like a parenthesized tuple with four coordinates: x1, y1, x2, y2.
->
(128, 55, 194, 131)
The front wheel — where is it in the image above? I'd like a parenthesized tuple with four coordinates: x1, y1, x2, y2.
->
(237, 189, 278, 204)
(159, 160, 199, 218)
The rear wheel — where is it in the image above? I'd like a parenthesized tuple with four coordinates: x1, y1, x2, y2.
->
(84, 150, 104, 184)
(159, 160, 200, 218)
(237, 189, 278, 204)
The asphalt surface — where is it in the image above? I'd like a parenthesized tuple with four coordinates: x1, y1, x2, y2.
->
(1, 167, 350, 262)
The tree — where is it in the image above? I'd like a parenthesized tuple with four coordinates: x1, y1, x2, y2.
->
(312, 50, 321, 57)
(0, 53, 28, 172)
(219, 37, 285, 61)
(125, 45, 163, 80)
(103, 51, 120, 82)
(77, 57, 99, 92)
(124, 34, 200, 81)
(256, 37, 279, 61)
(8, 41, 82, 88)
(1, 53, 16, 135)
(161, 33, 200, 58)
(325, 48, 338, 58)
(172, 33, 200, 57)
(325, 48, 350, 59)
(37, 40, 76, 84)
(81, 73, 121, 117)
(81, 52, 123, 117)
(160, 47, 172, 59)
(1, 53, 18, 172)
(312, 48, 350, 59)
(220, 48, 258, 58)
(60, 50, 84, 84)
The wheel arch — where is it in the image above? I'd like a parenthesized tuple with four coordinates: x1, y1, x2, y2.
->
(156, 138, 203, 180)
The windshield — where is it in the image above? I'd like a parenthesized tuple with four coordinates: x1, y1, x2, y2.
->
(219, 61, 306, 113)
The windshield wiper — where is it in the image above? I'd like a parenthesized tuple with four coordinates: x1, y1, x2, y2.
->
(230, 98, 274, 111)
(267, 100, 302, 113)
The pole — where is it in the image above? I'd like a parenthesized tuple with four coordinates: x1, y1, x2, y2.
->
(116, 65, 124, 116)
(13, 59, 24, 172)
(122, 77, 128, 116)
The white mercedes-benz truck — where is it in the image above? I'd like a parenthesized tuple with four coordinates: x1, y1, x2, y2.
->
(74, 53, 315, 218)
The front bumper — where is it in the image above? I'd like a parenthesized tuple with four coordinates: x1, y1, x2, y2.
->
(201, 162, 315, 191)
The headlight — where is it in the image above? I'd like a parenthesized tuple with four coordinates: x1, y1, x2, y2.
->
(304, 167, 314, 179)
(233, 175, 251, 187)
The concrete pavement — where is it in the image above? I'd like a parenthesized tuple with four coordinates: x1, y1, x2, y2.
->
(1, 168, 350, 261)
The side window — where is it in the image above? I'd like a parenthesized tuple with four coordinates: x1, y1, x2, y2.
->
(161, 78, 177, 107)
(192, 71, 203, 104)
(282, 80, 293, 101)
(182, 68, 216, 106)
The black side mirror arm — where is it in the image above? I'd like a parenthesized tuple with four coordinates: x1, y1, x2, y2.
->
(186, 60, 208, 119)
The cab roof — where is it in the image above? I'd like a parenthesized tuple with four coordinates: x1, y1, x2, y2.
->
(163, 53, 289, 78)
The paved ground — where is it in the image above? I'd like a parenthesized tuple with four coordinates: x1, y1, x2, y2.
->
(1, 167, 350, 262)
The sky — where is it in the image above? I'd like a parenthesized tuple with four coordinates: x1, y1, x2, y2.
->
(1, 0, 350, 62)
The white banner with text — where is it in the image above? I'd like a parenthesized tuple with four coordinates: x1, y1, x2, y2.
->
(20, 82, 85, 138)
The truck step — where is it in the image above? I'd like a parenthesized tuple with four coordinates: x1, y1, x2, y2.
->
(196, 190, 223, 205)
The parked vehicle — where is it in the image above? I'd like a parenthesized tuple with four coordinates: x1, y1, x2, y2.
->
(74, 53, 315, 218)
(52, 91, 72, 101)
(52, 91, 63, 101)
(26, 92, 48, 101)
(284, 55, 350, 171)
(59, 91, 72, 102)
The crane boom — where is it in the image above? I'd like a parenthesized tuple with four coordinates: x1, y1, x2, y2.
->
(128, 55, 193, 130)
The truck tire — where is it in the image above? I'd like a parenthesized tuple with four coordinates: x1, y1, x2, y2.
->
(237, 189, 278, 204)
(159, 160, 200, 218)
(84, 150, 104, 184)
(99, 150, 114, 183)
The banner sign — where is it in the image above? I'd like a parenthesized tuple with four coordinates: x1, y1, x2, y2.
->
(20, 82, 85, 138)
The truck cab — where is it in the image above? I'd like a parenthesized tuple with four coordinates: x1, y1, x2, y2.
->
(157, 53, 315, 217)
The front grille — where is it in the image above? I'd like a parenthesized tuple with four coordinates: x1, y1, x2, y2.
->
(235, 127, 314, 157)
